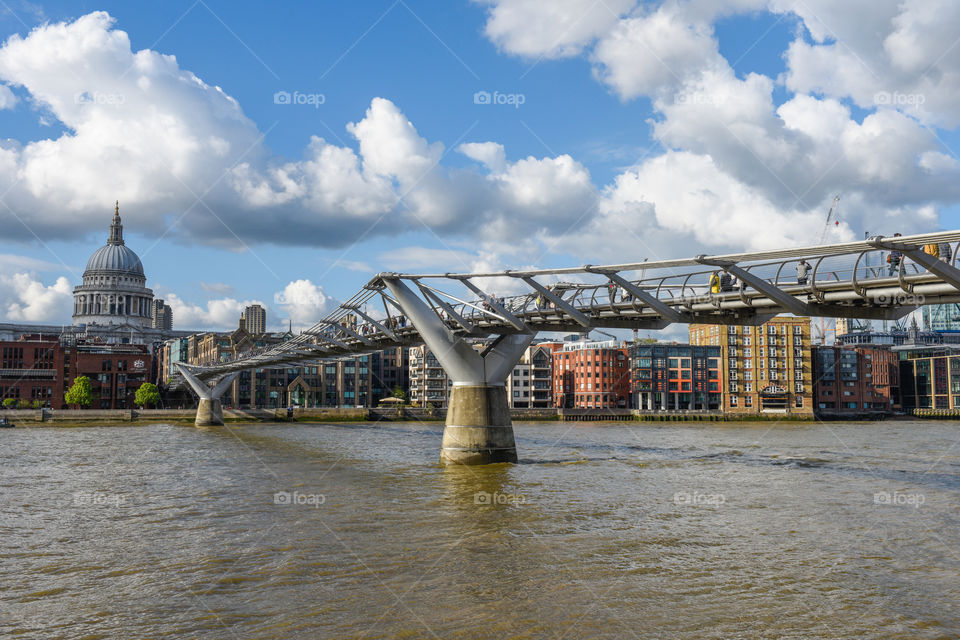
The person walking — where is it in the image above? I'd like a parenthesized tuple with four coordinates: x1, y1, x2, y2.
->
(719, 271, 733, 292)
(709, 272, 720, 294)
(886, 233, 903, 276)
(729, 273, 741, 292)
(939, 242, 952, 263)
(797, 259, 811, 285)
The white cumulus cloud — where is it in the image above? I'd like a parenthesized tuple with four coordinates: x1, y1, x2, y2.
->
(0, 272, 72, 322)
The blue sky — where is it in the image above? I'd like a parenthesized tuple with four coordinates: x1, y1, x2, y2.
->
(1, 0, 959, 330)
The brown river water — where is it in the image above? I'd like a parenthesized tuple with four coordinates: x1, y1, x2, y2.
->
(2, 420, 959, 639)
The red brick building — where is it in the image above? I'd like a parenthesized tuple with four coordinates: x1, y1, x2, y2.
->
(72, 343, 152, 409)
(552, 340, 630, 409)
(0, 336, 63, 408)
(0, 335, 152, 410)
(813, 345, 898, 417)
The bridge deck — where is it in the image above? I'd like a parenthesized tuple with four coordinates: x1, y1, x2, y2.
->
(174, 230, 960, 384)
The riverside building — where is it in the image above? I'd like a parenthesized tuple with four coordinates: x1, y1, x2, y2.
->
(628, 343, 722, 411)
(552, 339, 630, 409)
(812, 345, 898, 417)
(689, 317, 813, 416)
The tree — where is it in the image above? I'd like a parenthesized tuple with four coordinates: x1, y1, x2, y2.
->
(135, 382, 160, 408)
(391, 386, 407, 402)
(65, 376, 94, 408)
(2, 398, 15, 409)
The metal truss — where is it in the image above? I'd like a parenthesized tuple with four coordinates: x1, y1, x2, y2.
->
(173, 230, 960, 384)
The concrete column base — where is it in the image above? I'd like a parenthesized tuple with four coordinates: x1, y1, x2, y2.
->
(195, 398, 224, 427)
(441, 385, 517, 465)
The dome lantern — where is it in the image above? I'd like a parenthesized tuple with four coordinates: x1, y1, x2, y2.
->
(108, 200, 124, 246)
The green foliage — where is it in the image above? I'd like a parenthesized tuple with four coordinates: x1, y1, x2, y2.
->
(134, 382, 161, 408)
(2, 398, 16, 409)
(30, 400, 41, 410)
(65, 376, 94, 408)
(17, 399, 30, 409)
(391, 386, 407, 401)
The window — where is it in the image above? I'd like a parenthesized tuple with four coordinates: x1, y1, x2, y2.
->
(745, 396, 753, 407)
(795, 396, 803, 407)
(729, 395, 738, 407)
(795, 383, 804, 393)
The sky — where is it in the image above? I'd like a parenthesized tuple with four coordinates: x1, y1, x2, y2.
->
(1, 0, 960, 333)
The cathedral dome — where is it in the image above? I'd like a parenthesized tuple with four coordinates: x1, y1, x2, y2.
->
(82, 201, 144, 276)
(85, 243, 144, 275)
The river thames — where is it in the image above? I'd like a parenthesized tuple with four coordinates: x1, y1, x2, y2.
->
(2, 420, 958, 639)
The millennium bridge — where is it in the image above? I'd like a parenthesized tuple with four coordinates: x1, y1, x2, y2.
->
(176, 231, 960, 464)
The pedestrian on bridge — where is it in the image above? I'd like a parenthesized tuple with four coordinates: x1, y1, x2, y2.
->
(796, 259, 810, 285)
(709, 272, 720, 294)
(939, 242, 952, 264)
(887, 233, 903, 276)
(719, 271, 733, 292)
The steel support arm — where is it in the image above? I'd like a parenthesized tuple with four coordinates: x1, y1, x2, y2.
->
(602, 271, 685, 323)
(342, 305, 398, 341)
(383, 277, 486, 384)
(519, 276, 591, 327)
(697, 256, 813, 316)
(415, 282, 478, 333)
(323, 320, 376, 346)
(312, 333, 351, 350)
(456, 278, 530, 332)
(176, 364, 239, 400)
(483, 333, 537, 384)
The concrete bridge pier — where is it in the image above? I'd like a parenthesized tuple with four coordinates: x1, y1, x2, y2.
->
(176, 364, 240, 427)
(382, 277, 535, 464)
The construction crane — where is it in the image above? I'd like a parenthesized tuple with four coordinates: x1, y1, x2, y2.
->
(819, 194, 841, 244)
(813, 318, 835, 345)
(809, 195, 846, 345)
